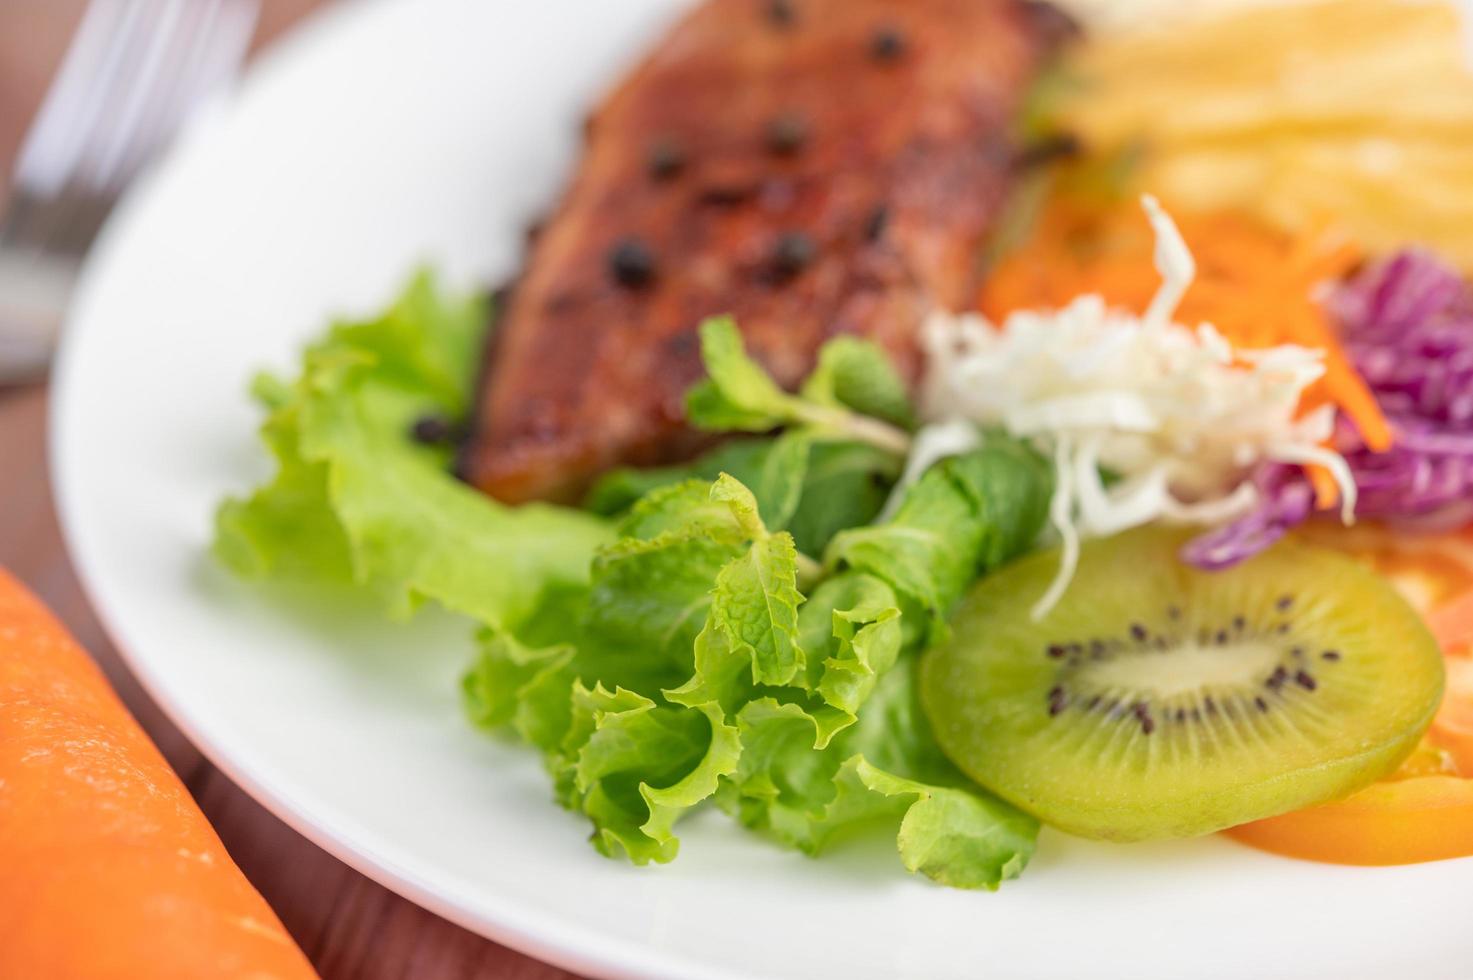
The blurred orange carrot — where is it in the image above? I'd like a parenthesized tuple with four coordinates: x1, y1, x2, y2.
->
(0, 568, 317, 980)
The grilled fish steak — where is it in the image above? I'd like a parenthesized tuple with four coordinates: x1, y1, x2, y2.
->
(462, 0, 1063, 503)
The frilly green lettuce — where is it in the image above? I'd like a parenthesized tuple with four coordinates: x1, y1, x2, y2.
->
(219, 286, 1053, 889)
(215, 272, 612, 629)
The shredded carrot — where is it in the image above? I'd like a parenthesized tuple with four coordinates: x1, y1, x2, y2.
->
(1429, 590, 1473, 653)
(979, 200, 1391, 511)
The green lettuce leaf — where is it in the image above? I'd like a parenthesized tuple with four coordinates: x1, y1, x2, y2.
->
(826, 439, 1053, 632)
(832, 758, 1037, 890)
(222, 282, 1053, 889)
(717, 654, 1038, 890)
(783, 441, 897, 556)
(586, 435, 898, 557)
(663, 476, 807, 712)
(800, 573, 904, 726)
(584, 480, 753, 670)
(471, 441, 1050, 886)
(215, 272, 613, 629)
(559, 685, 740, 864)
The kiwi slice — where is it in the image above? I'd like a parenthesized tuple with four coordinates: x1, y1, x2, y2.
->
(920, 527, 1445, 841)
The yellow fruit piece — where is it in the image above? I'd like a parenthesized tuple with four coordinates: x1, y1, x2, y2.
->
(1055, 0, 1473, 269)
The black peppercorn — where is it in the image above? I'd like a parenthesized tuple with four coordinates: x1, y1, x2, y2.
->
(410, 414, 457, 446)
(770, 231, 816, 281)
(766, 0, 796, 27)
(766, 113, 809, 156)
(647, 137, 686, 181)
(608, 237, 657, 288)
(864, 204, 889, 242)
(870, 26, 907, 63)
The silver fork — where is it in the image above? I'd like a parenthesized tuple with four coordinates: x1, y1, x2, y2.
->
(0, 0, 260, 383)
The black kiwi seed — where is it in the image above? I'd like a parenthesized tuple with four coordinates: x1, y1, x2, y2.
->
(1277, 594, 1295, 611)
(1295, 671, 1318, 691)
(1255, 697, 1269, 713)
(1047, 643, 1066, 659)
(1048, 686, 1067, 716)
(1322, 650, 1341, 662)
(1130, 623, 1148, 642)
(1266, 666, 1288, 690)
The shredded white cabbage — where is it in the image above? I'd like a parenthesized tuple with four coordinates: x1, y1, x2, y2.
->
(918, 195, 1356, 618)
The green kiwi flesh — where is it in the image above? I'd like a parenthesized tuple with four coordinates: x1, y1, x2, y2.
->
(920, 527, 1445, 842)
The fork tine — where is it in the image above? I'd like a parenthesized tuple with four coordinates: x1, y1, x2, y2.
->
(6, 0, 259, 258)
(11, 0, 139, 198)
(111, 0, 258, 187)
(1, 0, 261, 381)
(82, 0, 193, 193)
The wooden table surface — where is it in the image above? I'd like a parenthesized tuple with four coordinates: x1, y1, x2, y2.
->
(0, 4, 581, 978)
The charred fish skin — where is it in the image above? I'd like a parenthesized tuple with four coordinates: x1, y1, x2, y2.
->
(461, 0, 1064, 504)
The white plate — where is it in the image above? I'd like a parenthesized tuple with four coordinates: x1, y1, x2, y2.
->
(51, 2, 1473, 978)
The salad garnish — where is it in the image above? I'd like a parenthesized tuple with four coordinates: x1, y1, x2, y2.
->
(922, 197, 1354, 615)
(214, 0, 1473, 888)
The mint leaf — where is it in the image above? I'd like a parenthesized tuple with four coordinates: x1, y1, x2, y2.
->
(685, 318, 911, 455)
(685, 316, 799, 432)
(801, 336, 916, 430)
